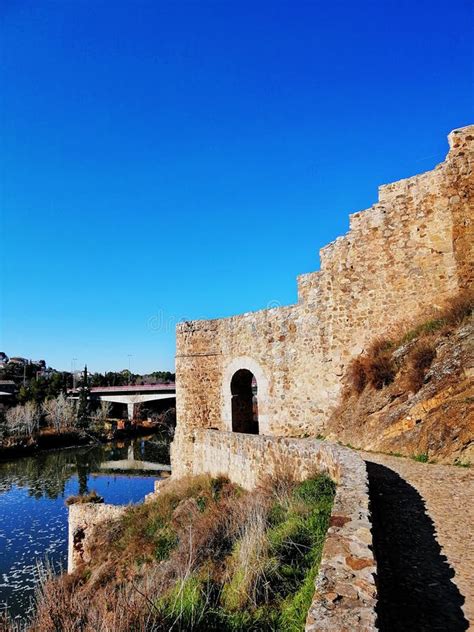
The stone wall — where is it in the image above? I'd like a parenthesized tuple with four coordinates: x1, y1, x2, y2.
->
(172, 126, 473, 467)
(171, 430, 377, 631)
(68, 502, 126, 573)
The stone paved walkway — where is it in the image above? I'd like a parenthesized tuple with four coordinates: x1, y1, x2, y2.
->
(361, 452, 474, 631)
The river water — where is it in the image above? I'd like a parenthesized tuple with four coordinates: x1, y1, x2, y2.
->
(0, 434, 170, 622)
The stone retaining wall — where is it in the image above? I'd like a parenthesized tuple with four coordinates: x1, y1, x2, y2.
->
(169, 429, 377, 631)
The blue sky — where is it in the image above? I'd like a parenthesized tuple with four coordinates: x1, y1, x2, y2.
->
(1, 0, 473, 373)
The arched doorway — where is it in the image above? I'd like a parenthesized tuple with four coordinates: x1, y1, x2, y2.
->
(231, 369, 259, 434)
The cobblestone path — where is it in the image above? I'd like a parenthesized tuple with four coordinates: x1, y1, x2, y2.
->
(361, 452, 473, 631)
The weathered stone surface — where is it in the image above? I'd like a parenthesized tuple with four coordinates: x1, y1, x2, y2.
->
(173, 125, 473, 468)
(68, 503, 126, 572)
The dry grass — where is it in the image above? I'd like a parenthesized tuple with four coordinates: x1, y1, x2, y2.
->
(345, 290, 473, 397)
(221, 495, 274, 610)
(347, 357, 368, 394)
(30, 563, 161, 632)
(442, 290, 474, 325)
(28, 472, 335, 632)
(65, 490, 103, 506)
(403, 340, 437, 392)
(346, 339, 396, 394)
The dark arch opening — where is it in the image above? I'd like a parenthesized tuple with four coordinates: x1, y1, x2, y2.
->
(231, 369, 259, 434)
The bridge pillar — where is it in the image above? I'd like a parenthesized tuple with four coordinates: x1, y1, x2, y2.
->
(127, 402, 135, 421)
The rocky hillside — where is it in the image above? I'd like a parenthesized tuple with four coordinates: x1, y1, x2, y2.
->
(325, 294, 473, 465)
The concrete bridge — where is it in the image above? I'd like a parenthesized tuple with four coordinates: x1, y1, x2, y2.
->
(69, 383, 175, 420)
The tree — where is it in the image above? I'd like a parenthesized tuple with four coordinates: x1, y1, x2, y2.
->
(150, 371, 175, 383)
(5, 402, 40, 438)
(17, 384, 29, 404)
(23, 401, 41, 435)
(89, 400, 111, 432)
(76, 365, 91, 429)
(29, 376, 48, 403)
(90, 372, 106, 387)
(43, 393, 76, 432)
(46, 371, 67, 399)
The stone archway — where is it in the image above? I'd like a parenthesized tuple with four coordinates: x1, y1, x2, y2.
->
(231, 368, 259, 434)
(222, 357, 269, 434)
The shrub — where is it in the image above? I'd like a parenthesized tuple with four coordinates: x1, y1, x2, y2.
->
(154, 527, 178, 561)
(413, 453, 429, 463)
(347, 358, 367, 394)
(404, 341, 436, 392)
(65, 490, 104, 506)
(410, 341, 436, 372)
(347, 340, 396, 394)
(364, 351, 396, 389)
(442, 290, 474, 325)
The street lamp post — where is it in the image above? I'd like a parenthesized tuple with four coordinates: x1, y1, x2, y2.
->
(71, 358, 78, 389)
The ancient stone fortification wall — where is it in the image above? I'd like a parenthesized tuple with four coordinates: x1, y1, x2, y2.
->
(172, 126, 473, 464)
(175, 430, 377, 631)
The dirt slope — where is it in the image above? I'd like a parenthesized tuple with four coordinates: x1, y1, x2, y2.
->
(325, 315, 473, 464)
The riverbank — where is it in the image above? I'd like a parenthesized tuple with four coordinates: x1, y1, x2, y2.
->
(0, 431, 170, 621)
(0, 422, 170, 462)
(31, 472, 335, 632)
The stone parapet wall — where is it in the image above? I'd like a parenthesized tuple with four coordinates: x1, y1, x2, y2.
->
(172, 429, 377, 631)
(174, 126, 473, 442)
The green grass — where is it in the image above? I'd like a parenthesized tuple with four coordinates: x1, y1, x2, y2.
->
(159, 575, 208, 629)
(400, 318, 446, 345)
(278, 482, 333, 628)
(154, 527, 178, 561)
(412, 453, 429, 463)
(454, 459, 471, 468)
(280, 565, 319, 632)
(192, 474, 335, 631)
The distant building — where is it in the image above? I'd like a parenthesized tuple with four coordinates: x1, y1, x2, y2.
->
(9, 357, 28, 365)
(0, 380, 17, 412)
(36, 367, 56, 379)
(0, 381, 16, 394)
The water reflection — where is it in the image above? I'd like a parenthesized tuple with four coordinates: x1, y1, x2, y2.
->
(0, 433, 170, 621)
(0, 434, 170, 500)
